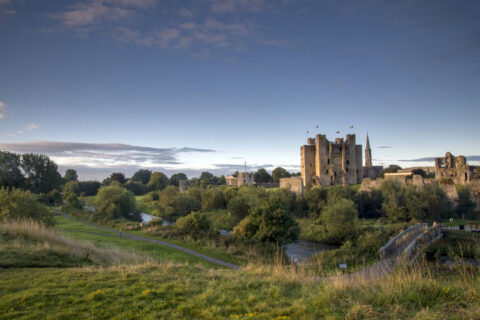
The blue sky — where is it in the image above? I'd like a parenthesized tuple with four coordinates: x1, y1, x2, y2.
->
(0, 0, 479, 179)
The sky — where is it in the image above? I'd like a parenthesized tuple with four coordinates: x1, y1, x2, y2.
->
(0, 0, 479, 180)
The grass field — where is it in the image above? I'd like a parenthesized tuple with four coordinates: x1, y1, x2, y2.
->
(54, 214, 224, 268)
(1, 261, 479, 319)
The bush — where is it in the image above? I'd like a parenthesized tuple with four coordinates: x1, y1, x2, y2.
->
(321, 199, 358, 244)
(233, 196, 299, 244)
(176, 212, 213, 234)
(63, 181, 80, 196)
(0, 188, 55, 225)
(96, 186, 139, 221)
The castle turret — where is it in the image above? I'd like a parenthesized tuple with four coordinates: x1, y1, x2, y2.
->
(365, 133, 372, 167)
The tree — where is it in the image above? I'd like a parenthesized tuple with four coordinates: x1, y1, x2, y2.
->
(354, 190, 383, 219)
(254, 168, 273, 183)
(0, 188, 55, 225)
(305, 187, 328, 217)
(125, 181, 148, 196)
(227, 196, 250, 219)
(272, 167, 290, 183)
(0, 151, 24, 189)
(176, 212, 213, 234)
(147, 172, 169, 190)
(109, 172, 126, 184)
(65, 192, 83, 209)
(131, 169, 152, 185)
(63, 169, 78, 183)
(21, 154, 62, 194)
(202, 188, 226, 210)
(455, 187, 476, 219)
(380, 180, 408, 222)
(326, 185, 356, 205)
(321, 199, 359, 244)
(233, 196, 299, 244)
(63, 181, 80, 196)
(170, 172, 188, 187)
(96, 186, 139, 221)
(78, 181, 101, 196)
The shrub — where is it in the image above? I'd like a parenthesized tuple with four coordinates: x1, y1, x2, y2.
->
(176, 212, 213, 234)
(0, 188, 55, 225)
(321, 199, 358, 244)
(96, 186, 139, 221)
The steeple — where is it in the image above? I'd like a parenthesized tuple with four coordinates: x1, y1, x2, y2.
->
(365, 133, 372, 167)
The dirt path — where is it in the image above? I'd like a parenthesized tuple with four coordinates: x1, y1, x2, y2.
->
(58, 211, 241, 270)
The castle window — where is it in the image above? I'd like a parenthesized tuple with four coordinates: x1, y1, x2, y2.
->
(325, 169, 328, 174)
(346, 160, 349, 165)
(346, 168, 349, 172)
(327, 159, 330, 164)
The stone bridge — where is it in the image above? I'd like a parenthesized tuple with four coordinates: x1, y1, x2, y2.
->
(327, 223, 443, 282)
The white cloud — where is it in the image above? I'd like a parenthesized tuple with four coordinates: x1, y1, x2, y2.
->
(0, 101, 5, 119)
(25, 123, 39, 130)
(178, 8, 193, 17)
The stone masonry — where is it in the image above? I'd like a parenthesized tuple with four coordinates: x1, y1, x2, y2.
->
(301, 134, 363, 187)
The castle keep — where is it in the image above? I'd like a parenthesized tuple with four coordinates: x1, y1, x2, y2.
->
(301, 134, 363, 187)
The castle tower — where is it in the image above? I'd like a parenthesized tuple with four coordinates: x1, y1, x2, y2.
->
(365, 133, 372, 167)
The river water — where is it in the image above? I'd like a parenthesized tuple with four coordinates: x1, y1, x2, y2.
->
(284, 240, 334, 264)
(140, 213, 172, 226)
(140, 214, 331, 263)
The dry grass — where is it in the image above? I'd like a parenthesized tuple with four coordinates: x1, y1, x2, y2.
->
(0, 219, 149, 266)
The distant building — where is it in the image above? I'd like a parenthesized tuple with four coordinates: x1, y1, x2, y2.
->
(226, 172, 255, 187)
(362, 134, 383, 179)
(301, 133, 363, 187)
(279, 176, 304, 194)
(435, 152, 475, 185)
(179, 180, 190, 192)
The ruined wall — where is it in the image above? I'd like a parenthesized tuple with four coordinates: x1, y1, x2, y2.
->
(179, 180, 190, 192)
(280, 176, 304, 194)
(435, 152, 471, 185)
(237, 172, 254, 186)
(226, 176, 238, 186)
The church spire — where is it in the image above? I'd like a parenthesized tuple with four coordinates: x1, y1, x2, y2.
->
(365, 133, 372, 167)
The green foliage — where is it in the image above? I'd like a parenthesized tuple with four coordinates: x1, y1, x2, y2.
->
(202, 188, 226, 210)
(170, 172, 187, 186)
(304, 187, 327, 217)
(380, 180, 408, 222)
(65, 192, 83, 209)
(21, 153, 62, 193)
(147, 172, 169, 191)
(326, 185, 356, 205)
(227, 196, 250, 220)
(176, 212, 213, 234)
(271, 167, 291, 183)
(110, 172, 126, 184)
(125, 181, 148, 196)
(131, 169, 152, 185)
(96, 186, 139, 221)
(455, 187, 476, 218)
(354, 190, 383, 219)
(78, 181, 101, 196)
(254, 168, 273, 183)
(321, 199, 358, 244)
(0, 151, 24, 189)
(234, 196, 299, 244)
(63, 181, 80, 196)
(0, 188, 55, 225)
(63, 169, 78, 183)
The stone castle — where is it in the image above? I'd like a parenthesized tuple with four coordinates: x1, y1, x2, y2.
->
(300, 134, 363, 187)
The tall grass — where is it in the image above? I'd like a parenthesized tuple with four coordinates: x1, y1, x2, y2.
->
(0, 219, 148, 266)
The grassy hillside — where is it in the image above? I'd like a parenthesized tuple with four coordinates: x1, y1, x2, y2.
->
(0, 220, 144, 268)
(1, 262, 479, 319)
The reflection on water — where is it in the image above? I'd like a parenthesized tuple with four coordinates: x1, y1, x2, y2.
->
(284, 240, 333, 264)
(219, 229, 230, 236)
(140, 213, 172, 226)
